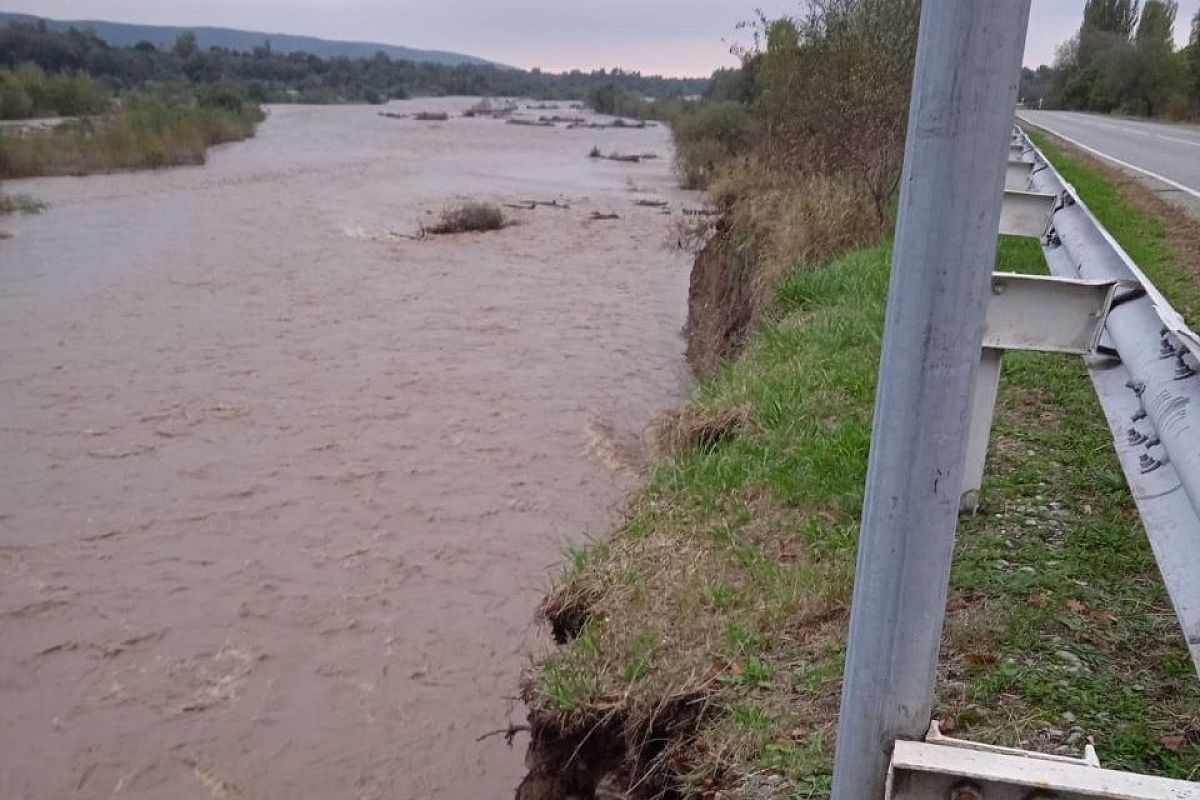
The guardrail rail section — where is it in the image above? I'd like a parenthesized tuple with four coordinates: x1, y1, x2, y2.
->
(1010, 125, 1200, 675)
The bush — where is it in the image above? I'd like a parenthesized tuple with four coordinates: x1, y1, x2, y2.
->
(0, 65, 105, 120)
(427, 202, 507, 234)
(0, 191, 46, 214)
(0, 96, 265, 178)
(670, 100, 755, 189)
(586, 84, 656, 119)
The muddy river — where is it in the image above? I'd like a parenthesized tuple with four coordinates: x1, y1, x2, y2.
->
(0, 98, 692, 799)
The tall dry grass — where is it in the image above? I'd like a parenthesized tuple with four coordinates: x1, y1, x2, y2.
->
(0, 99, 264, 179)
(709, 158, 890, 295)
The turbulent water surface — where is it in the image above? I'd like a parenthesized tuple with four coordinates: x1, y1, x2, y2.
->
(0, 98, 692, 799)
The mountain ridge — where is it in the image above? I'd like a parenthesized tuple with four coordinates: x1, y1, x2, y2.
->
(0, 11, 507, 68)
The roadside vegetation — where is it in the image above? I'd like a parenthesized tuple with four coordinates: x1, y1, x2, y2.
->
(518, 2, 1200, 797)
(1021, 0, 1200, 118)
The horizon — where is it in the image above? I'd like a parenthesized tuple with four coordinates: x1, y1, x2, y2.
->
(3, 2, 1198, 77)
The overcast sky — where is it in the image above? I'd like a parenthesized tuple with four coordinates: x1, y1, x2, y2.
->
(6, 1, 1199, 76)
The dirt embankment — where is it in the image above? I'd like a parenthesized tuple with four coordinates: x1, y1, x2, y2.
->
(683, 224, 762, 379)
(514, 229, 760, 800)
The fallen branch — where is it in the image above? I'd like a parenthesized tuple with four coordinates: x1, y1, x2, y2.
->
(390, 228, 426, 241)
(476, 723, 531, 745)
(521, 199, 571, 209)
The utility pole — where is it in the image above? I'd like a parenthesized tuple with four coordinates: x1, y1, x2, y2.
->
(830, 3, 1031, 800)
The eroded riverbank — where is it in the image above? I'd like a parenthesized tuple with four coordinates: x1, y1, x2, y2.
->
(0, 98, 692, 798)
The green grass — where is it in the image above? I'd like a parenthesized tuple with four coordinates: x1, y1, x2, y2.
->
(527, 225, 1200, 795)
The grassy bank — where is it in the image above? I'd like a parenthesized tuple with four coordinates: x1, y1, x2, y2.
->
(0, 99, 263, 178)
(520, 177, 1200, 795)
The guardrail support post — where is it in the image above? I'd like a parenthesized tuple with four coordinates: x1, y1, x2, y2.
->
(960, 347, 1004, 513)
(829, 3, 1031, 800)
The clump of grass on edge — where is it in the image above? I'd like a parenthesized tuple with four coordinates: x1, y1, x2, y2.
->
(523, 225, 1200, 796)
(427, 202, 507, 235)
(0, 192, 46, 215)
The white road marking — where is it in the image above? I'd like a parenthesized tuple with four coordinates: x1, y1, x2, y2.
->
(1156, 134, 1200, 148)
(1018, 114, 1200, 201)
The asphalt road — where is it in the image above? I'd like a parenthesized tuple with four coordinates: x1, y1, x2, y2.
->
(1018, 110, 1200, 218)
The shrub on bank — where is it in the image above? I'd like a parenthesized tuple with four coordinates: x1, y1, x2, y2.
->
(671, 100, 755, 190)
(427, 202, 506, 234)
(0, 97, 264, 178)
(0, 64, 106, 120)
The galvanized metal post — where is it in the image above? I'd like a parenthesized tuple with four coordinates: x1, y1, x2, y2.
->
(830, 3, 1031, 800)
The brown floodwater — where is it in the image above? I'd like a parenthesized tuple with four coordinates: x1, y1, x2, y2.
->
(0, 98, 692, 799)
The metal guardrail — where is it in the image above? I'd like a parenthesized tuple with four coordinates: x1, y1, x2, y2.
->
(1013, 125, 1200, 674)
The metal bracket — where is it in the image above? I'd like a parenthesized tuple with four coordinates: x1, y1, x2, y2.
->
(999, 190, 1056, 238)
(885, 722, 1200, 800)
(1005, 160, 1034, 191)
(961, 273, 1119, 512)
(983, 273, 1118, 355)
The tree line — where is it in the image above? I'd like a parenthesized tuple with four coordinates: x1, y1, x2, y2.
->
(0, 21, 709, 119)
(1022, 0, 1200, 117)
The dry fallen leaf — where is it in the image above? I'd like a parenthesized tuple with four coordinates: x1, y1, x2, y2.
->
(963, 652, 998, 665)
(1160, 735, 1185, 752)
(1067, 599, 1087, 614)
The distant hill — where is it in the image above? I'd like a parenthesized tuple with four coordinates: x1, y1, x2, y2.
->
(0, 11, 504, 68)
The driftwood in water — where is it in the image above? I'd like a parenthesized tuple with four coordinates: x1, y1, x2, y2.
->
(634, 199, 669, 208)
(520, 199, 571, 210)
(567, 119, 649, 130)
(588, 212, 620, 221)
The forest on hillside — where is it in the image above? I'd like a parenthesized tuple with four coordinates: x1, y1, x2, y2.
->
(0, 20, 709, 118)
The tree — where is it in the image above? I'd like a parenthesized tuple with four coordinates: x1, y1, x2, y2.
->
(1188, 10, 1200, 109)
(1136, 0, 1176, 46)
(1130, 0, 1179, 115)
(1083, 0, 1140, 36)
(172, 31, 199, 60)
